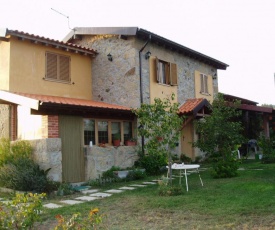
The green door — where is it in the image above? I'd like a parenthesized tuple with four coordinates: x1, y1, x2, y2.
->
(59, 116, 85, 182)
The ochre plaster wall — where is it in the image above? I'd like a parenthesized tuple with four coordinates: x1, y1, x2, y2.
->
(0, 41, 10, 90)
(194, 70, 214, 102)
(149, 55, 178, 104)
(7, 37, 92, 99)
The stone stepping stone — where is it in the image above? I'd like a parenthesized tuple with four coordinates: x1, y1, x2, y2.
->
(81, 189, 100, 194)
(89, 192, 112, 198)
(60, 200, 84, 205)
(142, 182, 157, 185)
(75, 196, 99, 201)
(119, 186, 136, 190)
(43, 203, 63, 209)
(238, 168, 245, 171)
(105, 189, 124, 193)
(130, 184, 147, 187)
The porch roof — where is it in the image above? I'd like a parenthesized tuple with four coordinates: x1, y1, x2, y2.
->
(178, 98, 210, 116)
(0, 91, 134, 118)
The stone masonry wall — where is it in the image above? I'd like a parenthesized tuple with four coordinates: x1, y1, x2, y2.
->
(85, 146, 139, 180)
(75, 35, 141, 108)
(0, 105, 10, 138)
(30, 138, 62, 182)
(73, 35, 218, 107)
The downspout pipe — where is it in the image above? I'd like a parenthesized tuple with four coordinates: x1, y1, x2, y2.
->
(138, 34, 151, 154)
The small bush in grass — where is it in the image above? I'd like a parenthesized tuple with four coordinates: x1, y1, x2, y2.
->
(54, 208, 104, 229)
(0, 192, 45, 229)
(158, 184, 184, 196)
(157, 176, 183, 196)
(211, 157, 240, 178)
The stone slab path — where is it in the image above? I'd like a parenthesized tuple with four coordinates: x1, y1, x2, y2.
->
(40, 181, 158, 209)
(38, 181, 157, 209)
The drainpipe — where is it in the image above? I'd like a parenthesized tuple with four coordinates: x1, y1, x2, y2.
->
(138, 34, 151, 154)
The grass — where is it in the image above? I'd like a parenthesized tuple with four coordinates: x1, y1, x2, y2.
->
(6, 160, 275, 229)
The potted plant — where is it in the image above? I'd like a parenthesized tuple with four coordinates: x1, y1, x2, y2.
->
(113, 133, 121, 146)
(125, 137, 137, 146)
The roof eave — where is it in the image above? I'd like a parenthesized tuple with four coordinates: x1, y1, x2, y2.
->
(4, 29, 97, 57)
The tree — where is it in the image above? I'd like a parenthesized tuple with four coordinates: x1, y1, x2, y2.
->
(193, 93, 244, 178)
(134, 94, 184, 181)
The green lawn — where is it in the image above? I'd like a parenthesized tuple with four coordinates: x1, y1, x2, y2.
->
(37, 160, 275, 229)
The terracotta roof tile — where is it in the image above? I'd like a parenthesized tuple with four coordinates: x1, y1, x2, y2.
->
(5, 29, 97, 56)
(179, 98, 207, 114)
(15, 92, 131, 111)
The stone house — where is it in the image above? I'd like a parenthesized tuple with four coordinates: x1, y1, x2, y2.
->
(0, 28, 138, 182)
(0, 27, 240, 182)
(63, 27, 228, 159)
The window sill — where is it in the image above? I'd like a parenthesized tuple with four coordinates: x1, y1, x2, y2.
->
(200, 92, 211, 96)
(43, 78, 73, 85)
(157, 83, 171, 87)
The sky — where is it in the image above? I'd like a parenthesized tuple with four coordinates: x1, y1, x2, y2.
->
(1, 0, 275, 105)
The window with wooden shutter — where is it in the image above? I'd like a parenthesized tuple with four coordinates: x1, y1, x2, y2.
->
(45, 52, 70, 82)
(154, 57, 178, 86)
(200, 74, 209, 94)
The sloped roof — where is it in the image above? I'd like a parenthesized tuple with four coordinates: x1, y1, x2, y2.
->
(0, 28, 98, 57)
(178, 98, 210, 115)
(63, 27, 228, 70)
(0, 91, 131, 112)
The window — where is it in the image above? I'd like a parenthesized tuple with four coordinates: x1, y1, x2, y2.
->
(123, 121, 132, 140)
(200, 74, 209, 94)
(111, 122, 121, 141)
(98, 121, 108, 144)
(45, 52, 70, 82)
(83, 119, 95, 145)
(83, 119, 135, 146)
(154, 57, 178, 86)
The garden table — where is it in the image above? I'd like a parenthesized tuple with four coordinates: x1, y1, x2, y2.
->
(168, 164, 204, 192)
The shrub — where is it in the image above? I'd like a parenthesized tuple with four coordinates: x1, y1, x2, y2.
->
(261, 153, 275, 164)
(0, 193, 45, 229)
(211, 157, 240, 178)
(137, 153, 167, 175)
(0, 138, 32, 166)
(126, 169, 147, 181)
(0, 157, 53, 192)
(56, 183, 75, 196)
(102, 166, 121, 178)
(180, 153, 192, 164)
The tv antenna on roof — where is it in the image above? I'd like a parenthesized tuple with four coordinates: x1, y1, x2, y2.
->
(51, 8, 74, 31)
